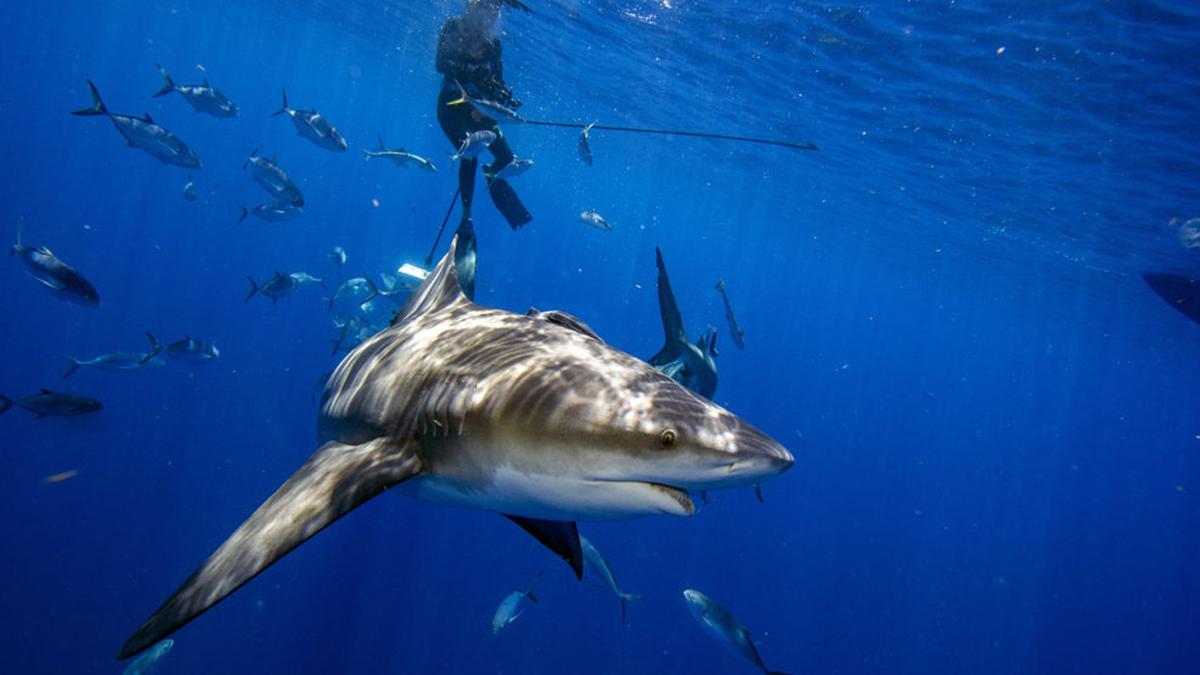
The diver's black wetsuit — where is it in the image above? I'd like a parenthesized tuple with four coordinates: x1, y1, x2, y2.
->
(436, 15, 519, 220)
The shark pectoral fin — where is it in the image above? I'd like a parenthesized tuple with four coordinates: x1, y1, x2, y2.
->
(504, 516, 583, 580)
(117, 437, 422, 659)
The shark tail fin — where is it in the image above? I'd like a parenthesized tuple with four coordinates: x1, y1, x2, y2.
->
(244, 277, 260, 303)
(116, 438, 423, 660)
(269, 89, 289, 118)
(152, 64, 176, 98)
(58, 354, 81, 379)
(70, 80, 107, 116)
(0, 394, 11, 415)
(140, 333, 163, 365)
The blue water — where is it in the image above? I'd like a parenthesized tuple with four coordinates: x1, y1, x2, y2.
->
(2, 1, 1198, 673)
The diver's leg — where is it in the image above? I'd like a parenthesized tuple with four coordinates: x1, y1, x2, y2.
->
(459, 158, 477, 222)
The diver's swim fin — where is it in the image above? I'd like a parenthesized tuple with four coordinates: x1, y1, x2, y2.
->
(488, 177, 532, 230)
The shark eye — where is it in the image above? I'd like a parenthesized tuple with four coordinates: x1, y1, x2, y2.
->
(659, 428, 678, 447)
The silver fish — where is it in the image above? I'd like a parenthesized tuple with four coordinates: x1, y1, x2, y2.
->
(0, 390, 102, 419)
(71, 80, 200, 168)
(579, 209, 611, 231)
(270, 90, 347, 152)
(363, 138, 438, 172)
(237, 201, 302, 225)
(324, 276, 378, 312)
(60, 333, 164, 378)
(146, 333, 220, 364)
(492, 573, 541, 634)
(121, 638, 173, 675)
(490, 157, 534, 180)
(447, 81, 524, 124)
(152, 63, 238, 118)
(683, 589, 792, 675)
(10, 218, 100, 306)
(714, 279, 746, 350)
(578, 121, 596, 166)
(244, 271, 298, 304)
(580, 535, 644, 622)
(244, 148, 304, 206)
(448, 130, 496, 163)
(328, 246, 347, 268)
(182, 175, 197, 201)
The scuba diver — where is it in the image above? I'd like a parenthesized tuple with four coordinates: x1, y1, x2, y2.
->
(436, 0, 533, 232)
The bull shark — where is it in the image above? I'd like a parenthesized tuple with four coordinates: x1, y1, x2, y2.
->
(117, 235, 791, 658)
(648, 247, 718, 399)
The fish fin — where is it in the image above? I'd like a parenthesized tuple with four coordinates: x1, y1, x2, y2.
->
(524, 572, 543, 603)
(446, 81, 469, 106)
(362, 150, 373, 161)
(376, 136, 385, 150)
(391, 235, 470, 326)
(152, 64, 175, 98)
(715, 278, 725, 292)
(504, 516, 583, 580)
(117, 437, 423, 659)
(34, 413, 47, 419)
(143, 113, 155, 124)
(0, 394, 11, 415)
(526, 309, 604, 343)
(244, 277, 259, 303)
(269, 89, 288, 118)
(619, 591, 645, 624)
(754, 484, 764, 502)
(58, 354, 80, 379)
(140, 333, 163, 365)
(236, 202, 249, 225)
(70, 80, 107, 116)
(648, 247, 686, 365)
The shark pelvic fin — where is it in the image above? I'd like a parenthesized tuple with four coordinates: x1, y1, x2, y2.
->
(117, 437, 422, 659)
(505, 516, 584, 580)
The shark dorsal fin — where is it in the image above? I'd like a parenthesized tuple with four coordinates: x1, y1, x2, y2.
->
(392, 236, 468, 326)
(525, 308, 604, 343)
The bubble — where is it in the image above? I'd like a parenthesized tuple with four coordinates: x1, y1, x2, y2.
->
(1179, 217, 1200, 250)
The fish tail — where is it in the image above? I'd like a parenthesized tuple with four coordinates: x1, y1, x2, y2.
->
(362, 150, 373, 161)
(715, 278, 725, 292)
(446, 80, 469, 106)
(243, 145, 261, 169)
(363, 276, 380, 303)
(57, 354, 81, 379)
(0, 394, 11, 415)
(244, 277, 260, 303)
(269, 89, 288, 118)
(152, 64, 176, 98)
(236, 202, 249, 225)
(140, 332, 163, 365)
(70, 80, 107, 116)
(524, 572, 543, 602)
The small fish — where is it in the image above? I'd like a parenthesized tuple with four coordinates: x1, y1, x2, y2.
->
(182, 175, 197, 201)
(146, 333, 220, 364)
(328, 246, 346, 268)
(448, 130, 496, 163)
(363, 138, 437, 172)
(683, 589, 792, 675)
(579, 209, 611, 231)
(714, 279, 746, 350)
(152, 64, 238, 118)
(71, 80, 201, 168)
(10, 217, 101, 306)
(289, 271, 326, 288)
(245, 271, 298, 304)
(447, 81, 524, 124)
(270, 90, 347, 152)
(492, 573, 541, 634)
(0, 390, 102, 419)
(42, 469, 80, 484)
(244, 148, 304, 206)
(324, 276, 378, 311)
(60, 333, 164, 378)
(578, 121, 596, 166)
(580, 535, 644, 622)
(121, 638, 173, 675)
(237, 201, 303, 225)
(488, 157, 534, 180)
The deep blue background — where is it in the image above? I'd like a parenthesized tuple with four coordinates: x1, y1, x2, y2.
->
(1, 1, 1197, 674)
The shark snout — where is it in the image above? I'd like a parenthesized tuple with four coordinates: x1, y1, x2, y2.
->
(728, 424, 793, 481)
